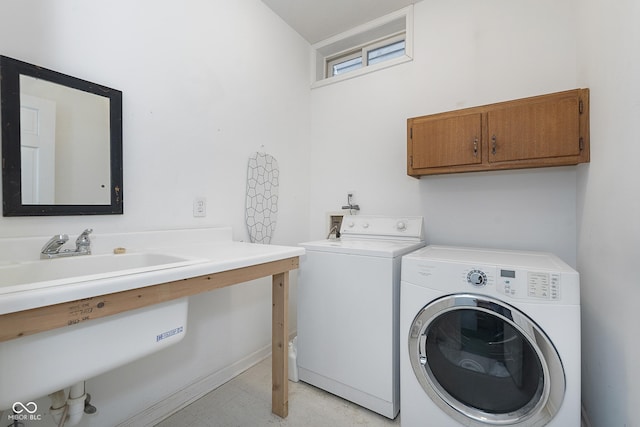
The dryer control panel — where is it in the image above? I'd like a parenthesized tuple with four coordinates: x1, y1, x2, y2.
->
(496, 269, 561, 300)
(401, 245, 580, 305)
(459, 266, 562, 300)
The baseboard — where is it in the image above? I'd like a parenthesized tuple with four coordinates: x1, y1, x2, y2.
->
(117, 345, 271, 427)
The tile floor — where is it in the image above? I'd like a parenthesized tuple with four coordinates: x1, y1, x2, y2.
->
(156, 357, 589, 427)
(156, 356, 400, 427)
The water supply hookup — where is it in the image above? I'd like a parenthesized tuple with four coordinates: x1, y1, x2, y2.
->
(341, 193, 360, 214)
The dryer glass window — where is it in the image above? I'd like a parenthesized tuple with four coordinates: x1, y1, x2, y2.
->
(425, 309, 543, 413)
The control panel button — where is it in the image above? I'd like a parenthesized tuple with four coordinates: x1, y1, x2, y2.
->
(467, 269, 487, 287)
(550, 274, 561, 300)
(497, 277, 517, 297)
(528, 272, 552, 299)
(396, 221, 407, 231)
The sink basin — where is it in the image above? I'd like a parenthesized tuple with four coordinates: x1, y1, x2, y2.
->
(0, 252, 203, 292)
(0, 251, 204, 407)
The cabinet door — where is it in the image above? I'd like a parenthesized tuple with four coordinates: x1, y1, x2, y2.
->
(410, 113, 482, 169)
(487, 92, 581, 163)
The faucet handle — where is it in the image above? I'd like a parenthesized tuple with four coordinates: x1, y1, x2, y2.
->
(41, 234, 69, 255)
(76, 228, 93, 244)
(75, 229, 93, 254)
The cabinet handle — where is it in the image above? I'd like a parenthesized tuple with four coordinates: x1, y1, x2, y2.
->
(491, 135, 497, 155)
(473, 137, 478, 157)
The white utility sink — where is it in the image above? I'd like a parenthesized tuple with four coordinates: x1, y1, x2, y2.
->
(0, 297, 190, 410)
(0, 251, 204, 409)
(0, 252, 204, 293)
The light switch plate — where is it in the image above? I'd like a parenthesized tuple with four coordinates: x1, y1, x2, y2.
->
(193, 197, 206, 217)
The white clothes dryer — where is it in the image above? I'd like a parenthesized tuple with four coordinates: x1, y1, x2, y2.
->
(297, 216, 425, 419)
(400, 246, 580, 427)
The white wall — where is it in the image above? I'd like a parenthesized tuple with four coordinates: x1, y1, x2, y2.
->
(0, 1, 310, 425)
(0, 0, 311, 244)
(309, 0, 579, 265)
(577, 1, 640, 425)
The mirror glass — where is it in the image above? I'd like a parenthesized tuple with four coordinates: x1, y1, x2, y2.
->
(1, 55, 123, 216)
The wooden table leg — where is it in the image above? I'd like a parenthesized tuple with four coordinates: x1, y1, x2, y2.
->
(271, 272, 289, 418)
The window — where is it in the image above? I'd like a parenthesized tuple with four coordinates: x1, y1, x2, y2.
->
(312, 5, 414, 87)
(329, 53, 363, 77)
(327, 34, 406, 78)
(368, 39, 406, 66)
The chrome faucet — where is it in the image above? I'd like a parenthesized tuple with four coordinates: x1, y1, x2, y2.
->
(41, 229, 93, 259)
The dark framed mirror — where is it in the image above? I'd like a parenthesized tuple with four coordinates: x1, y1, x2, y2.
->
(1, 55, 123, 216)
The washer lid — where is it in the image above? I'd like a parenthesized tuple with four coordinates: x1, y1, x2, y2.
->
(300, 238, 426, 257)
(300, 216, 425, 257)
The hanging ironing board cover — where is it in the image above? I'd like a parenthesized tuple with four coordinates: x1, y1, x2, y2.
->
(245, 152, 279, 244)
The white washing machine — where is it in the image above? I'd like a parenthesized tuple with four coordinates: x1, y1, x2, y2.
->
(297, 215, 425, 419)
(400, 246, 580, 427)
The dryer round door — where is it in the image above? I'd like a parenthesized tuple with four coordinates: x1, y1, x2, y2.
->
(408, 294, 565, 426)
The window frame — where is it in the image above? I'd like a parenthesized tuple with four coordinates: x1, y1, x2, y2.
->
(327, 50, 364, 77)
(311, 5, 414, 88)
(366, 34, 406, 66)
(326, 33, 406, 78)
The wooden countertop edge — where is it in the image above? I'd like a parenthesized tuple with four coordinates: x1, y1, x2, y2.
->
(0, 256, 299, 343)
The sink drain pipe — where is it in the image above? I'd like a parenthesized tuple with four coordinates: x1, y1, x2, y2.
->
(49, 382, 86, 426)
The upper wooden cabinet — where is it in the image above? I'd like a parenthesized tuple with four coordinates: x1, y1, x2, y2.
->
(407, 89, 590, 177)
